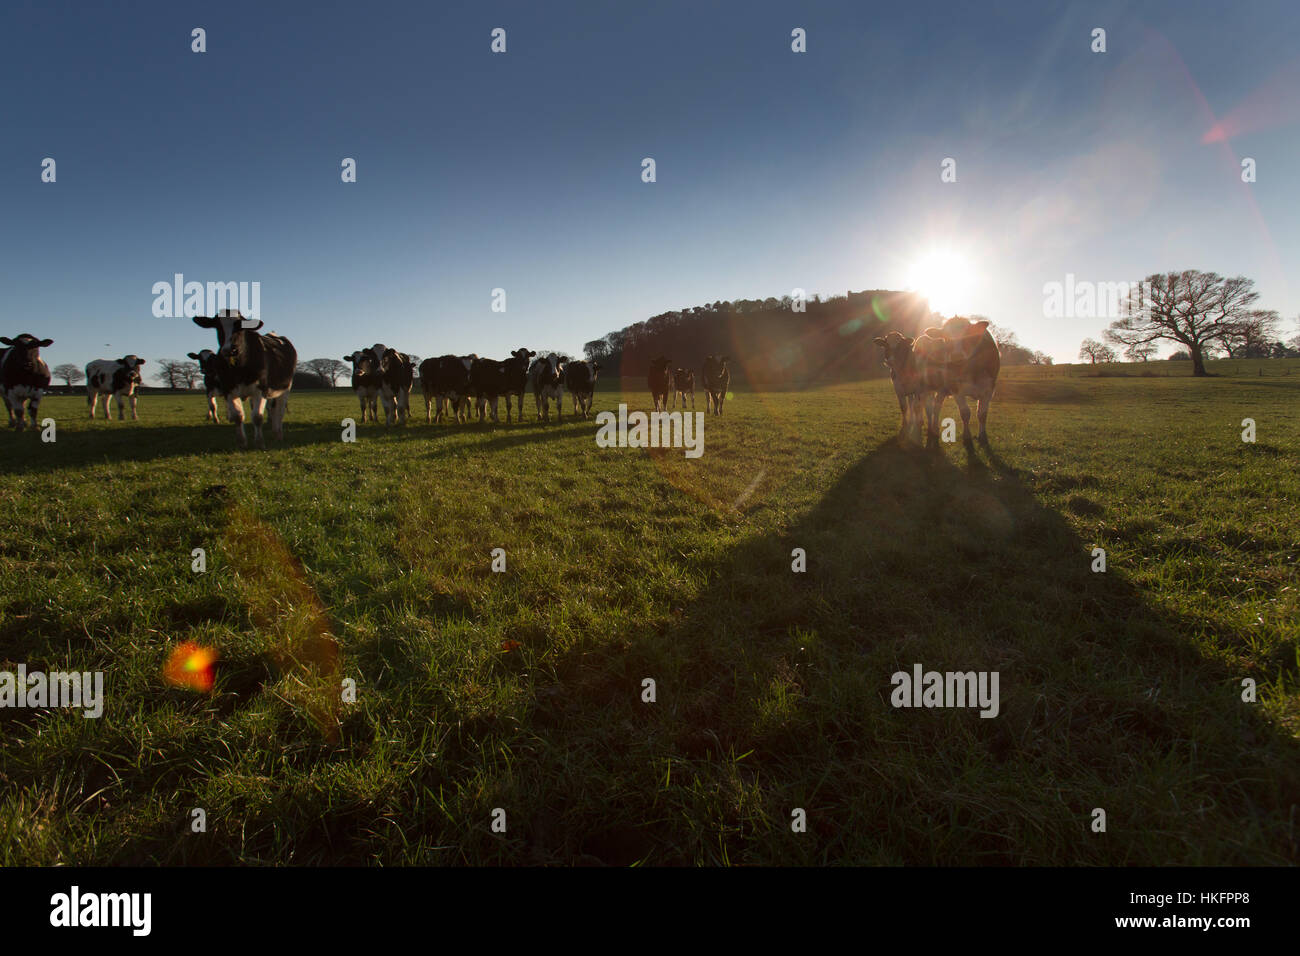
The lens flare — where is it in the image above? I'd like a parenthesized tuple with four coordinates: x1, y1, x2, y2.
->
(163, 642, 218, 693)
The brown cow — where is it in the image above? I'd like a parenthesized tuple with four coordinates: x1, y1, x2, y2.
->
(931, 317, 1000, 443)
(873, 331, 921, 441)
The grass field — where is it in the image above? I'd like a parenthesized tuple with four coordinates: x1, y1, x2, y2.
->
(2, 361, 1298, 865)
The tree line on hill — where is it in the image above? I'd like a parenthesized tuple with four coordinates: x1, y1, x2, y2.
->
(579, 290, 1053, 385)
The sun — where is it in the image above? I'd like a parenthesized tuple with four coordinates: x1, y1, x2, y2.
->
(905, 247, 975, 317)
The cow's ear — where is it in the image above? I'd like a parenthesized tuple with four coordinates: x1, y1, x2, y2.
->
(0, 337, 11, 345)
(246, 320, 264, 331)
(973, 320, 990, 331)
(137, 358, 146, 365)
(39, 338, 54, 347)
(872, 337, 887, 347)
(529, 350, 536, 357)
(193, 315, 217, 328)
(187, 352, 199, 359)
(593, 363, 602, 371)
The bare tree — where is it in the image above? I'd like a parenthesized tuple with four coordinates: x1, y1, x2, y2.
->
(303, 358, 348, 387)
(177, 361, 201, 389)
(1221, 309, 1282, 358)
(1123, 340, 1158, 362)
(1105, 270, 1260, 376)
(156, 359, 198, 389)
(53, 363, 85, 387)
(1078, 338, 1115, 364)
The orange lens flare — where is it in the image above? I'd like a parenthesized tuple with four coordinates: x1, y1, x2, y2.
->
(163, 641, 218, 693)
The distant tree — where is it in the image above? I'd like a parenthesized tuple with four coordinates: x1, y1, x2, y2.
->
(1030, 351, 1054, 365)
(1106, 270, 1260, 376)
(1123, 340, 1158, 362)
(156, 360, 185, 388)
(1078, 338, 1114, 364)
(53, 363, 84, 387)
(303, 358, 348, 387)
(1221, 309, 1282, 358)
(177, 361, 200, 388)
(1168, 350, 1191, 361)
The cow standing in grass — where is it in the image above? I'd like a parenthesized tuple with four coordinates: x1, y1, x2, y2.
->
(672, 367, 695, 409)
(85, 355, 146, 420)
(702, 354, 730, 415)
(344, 349, 382, 423)
(375, 345, 415, 426)
(530, 354, 565, 423)
(1, 334, 53, 432)
(470, 348, 535, 423)
(648, 356, 672, 412)
(186, 349, 223, 422)
(192, 311, 296, 449)
(564, 360, 600, 419)
(933, 317, 1000, 444)
(420, 354, 475, 423)
(874, 331, 924, 442)
(0, 346, 9, 427)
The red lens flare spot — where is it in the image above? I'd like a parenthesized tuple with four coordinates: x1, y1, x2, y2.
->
(163, 641, 218, 693)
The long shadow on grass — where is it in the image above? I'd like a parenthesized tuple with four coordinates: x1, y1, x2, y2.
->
(510, 439, 1300, 865)
(1, 416, 603, 475)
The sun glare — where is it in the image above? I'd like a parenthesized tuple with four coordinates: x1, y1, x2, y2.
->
(905, 247, 975, 317)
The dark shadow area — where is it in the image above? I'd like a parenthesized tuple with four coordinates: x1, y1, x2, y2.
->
(515, 438, 1300, 864)
(1, 415, 605, 475)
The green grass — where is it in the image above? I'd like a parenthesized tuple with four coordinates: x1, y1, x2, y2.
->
(2, 362, 1298, 865)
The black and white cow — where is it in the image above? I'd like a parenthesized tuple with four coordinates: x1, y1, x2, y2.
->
(191, 310, 297, 448)
(374, 345, 415, 426)
(1, 334, 54, 431)
(185, 349, 223, 422)
(343, 349, 382, 423)
(702, 354, 731, 416)
(419, 354, 475, 423)
(648, 356, 672, 412)
(672, 367, 695, 410)
(529, 354, 565, 423)
(469, 347, 535, 423)
(563, 360, 600, 419)
(85, 355, 146, 420)
(0, 346, 9, 427)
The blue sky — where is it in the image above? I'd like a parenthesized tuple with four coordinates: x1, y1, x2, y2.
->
(1, 0, 1296, 373)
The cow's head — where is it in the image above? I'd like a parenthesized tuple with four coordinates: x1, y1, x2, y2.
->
(193, 312, 261, 363)
(650, 356, 671, 374)
(939, 317, 992, 363)
(510, 347, 536, 366)
(119, 355, 146, 384)
(536, 354, 563, 382)
(873, 332, 914, 372)
(1, 333, 54, 352)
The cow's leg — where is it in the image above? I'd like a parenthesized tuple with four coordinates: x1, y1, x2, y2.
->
(87, 391, 97, 419)
(249, 394, 268, 448)
(976, 385, 993, 442)
(269, 395, 288, 442)
(398, 389, 409, 425)
(115, 393, 125, 420)
(129, 393, 139, 420)
(228, 397, 247, 448)
(955, 392, 973, 444)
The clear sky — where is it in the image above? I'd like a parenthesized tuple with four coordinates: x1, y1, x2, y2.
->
(2, 0, 1296, 373)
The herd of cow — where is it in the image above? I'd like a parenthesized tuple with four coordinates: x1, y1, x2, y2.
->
(0, 311, 740, 449)
(3, 311, 998, 449)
